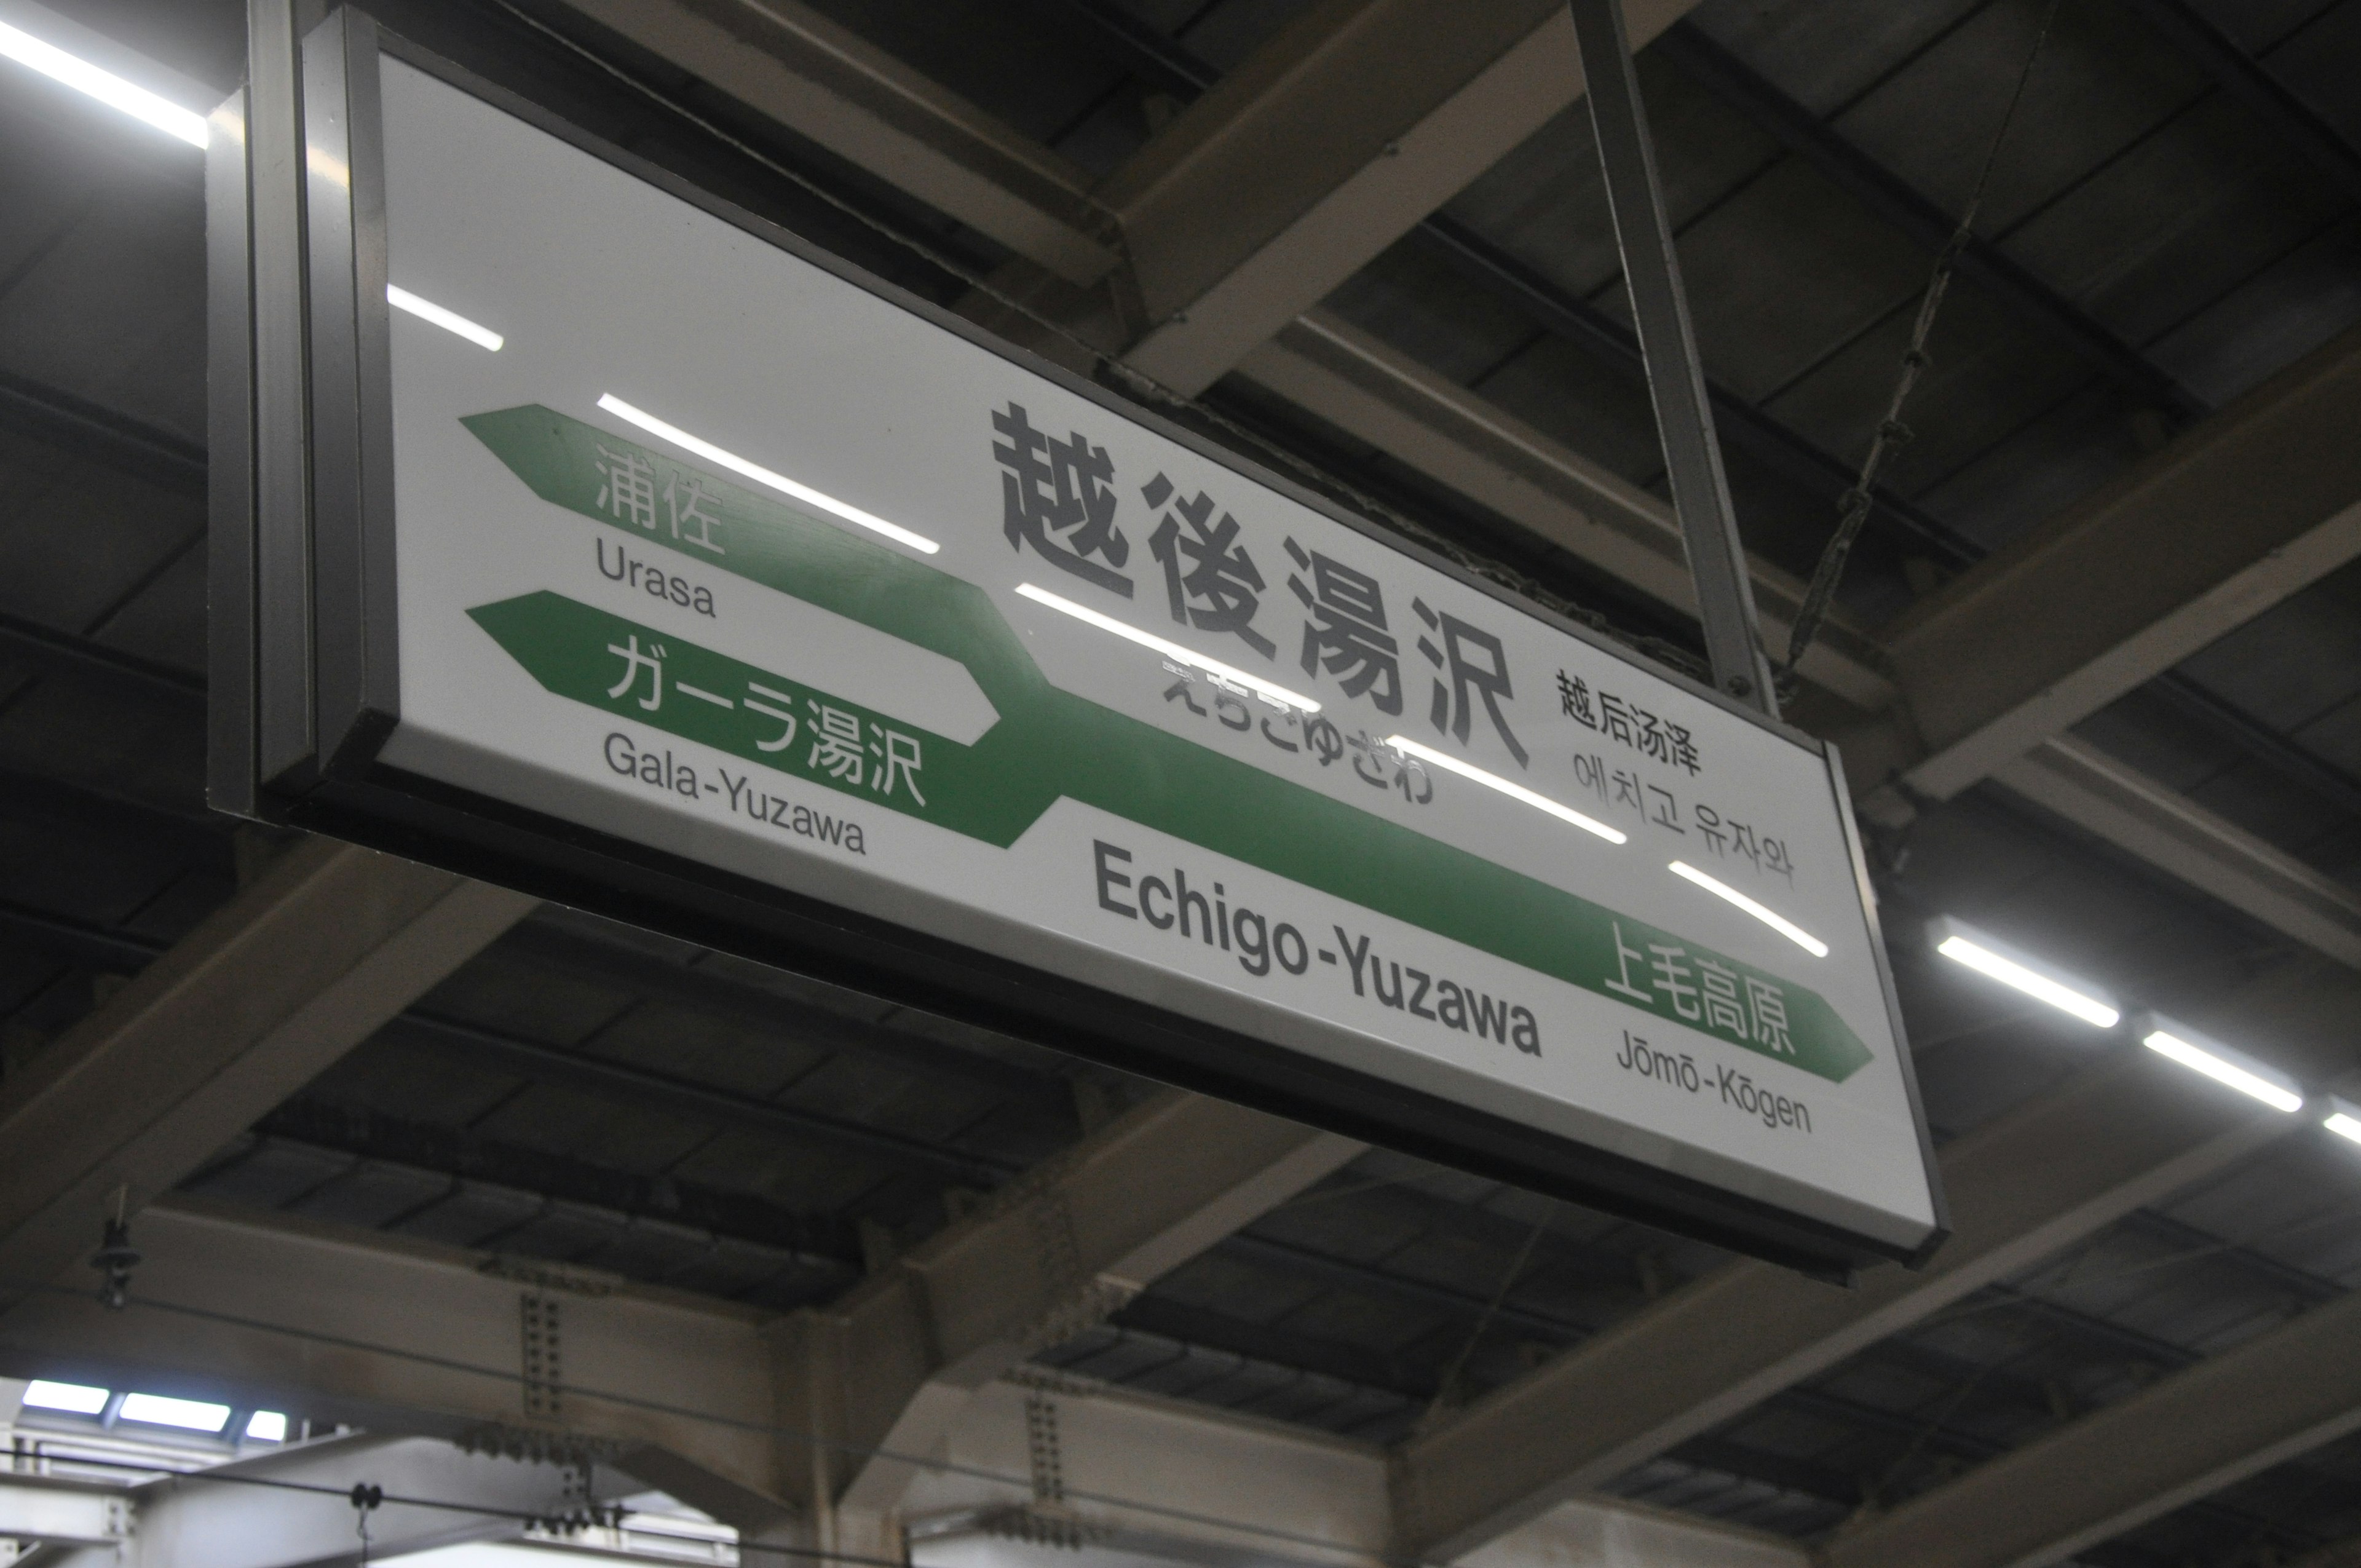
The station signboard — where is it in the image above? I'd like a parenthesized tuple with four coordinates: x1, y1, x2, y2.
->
(212, 12, 1945, 1274)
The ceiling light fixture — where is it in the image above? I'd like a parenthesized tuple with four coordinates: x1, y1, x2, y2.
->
(1669, 860, 1827, 956)
(0, 18, 206, 146)
(1928, 916, 2119, 1028)
(1018, 582, 1321, 711)
(387, 284, 501, 350)
(2136, 1014, 2303, 1114)
(2323, 1098, 2361, 1146)
(118, 1392, 232, 1432)
(1382, 734, 1625, 844)
(22, 1380, 108, 1414)
(598, 393, 939, 555)
(245, 1410, 289, 1442)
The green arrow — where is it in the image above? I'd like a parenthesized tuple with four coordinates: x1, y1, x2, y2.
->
(459, 405, 1873, 1084)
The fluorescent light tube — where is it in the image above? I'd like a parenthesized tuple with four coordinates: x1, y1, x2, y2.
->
(387, 285, 502, 350)
(118, 1391, 232, 1431)
(2324, 1096, 2361, 1146)
(1018, 581, 1321, 711)
(598, 394, 938, 555)
(245, 1410, 289, 1442)
(1928, 916, 2119, 1028)
(2135, 1013, 2303, 1114)
(22, 1379, 109, 1414)
(0, 18, 207, 146)
(1669, 860, 1827, 956)
(1383, 734, 1625, 844)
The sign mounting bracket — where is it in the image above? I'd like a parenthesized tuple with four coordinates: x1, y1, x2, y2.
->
(1565, 0, 1780, 716)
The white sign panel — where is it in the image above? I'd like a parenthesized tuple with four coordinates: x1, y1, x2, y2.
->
(255, 39, 1939, 1264)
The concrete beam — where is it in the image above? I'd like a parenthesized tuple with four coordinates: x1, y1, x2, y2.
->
(797, 1090, 1361, 1515)
(1821, 1285, 2361, 1568)
(0, 837, 535, 1302)
(1387, 1010, 2328, 1560)
(1887, 322, 2361, 801)
(552, 0, 1120, 287)
(1233, 314, 1897, 711)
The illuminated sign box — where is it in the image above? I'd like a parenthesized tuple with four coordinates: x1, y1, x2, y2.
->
(211, 11, 1944, 1275)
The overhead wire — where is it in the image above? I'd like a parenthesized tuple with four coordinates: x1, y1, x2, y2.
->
(0, 1273, 1431, 1568)
(4, 1448, 895, 1567)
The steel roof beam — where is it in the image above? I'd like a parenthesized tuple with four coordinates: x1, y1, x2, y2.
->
(1058, 0, 1990, 579)
(187, 1093, 2276, 1513)
(1385, 1021, 2311, 1559)
(104, 1435, 618, 1568)
(236, 1104, 863, 1279)
(2114, 0, 2361, 207)
(1414, 213, 1969, 566)
(0, 611, 204, 707)
(556, 0, 1710, 398)
(1232, 312, 1899, 709)
(0, 897, 168, 973)
(0, 1196, 800, 1537)
(0, 368, 207, 499)
(1878, 321, 2361, 801)
(1096, 0, 1706, 395)
(461, 0, 2360, 976)
(1653, 24, 2207, 422)
(386, 1010, 1022, 1189)
(807, 1089, 1359, 1515)
(1821, 1283, 2361, 1568)
(0, 837, 535, 1309)
(0, 1474, 125, 1551)
(1059, 0, 1947, 553)
(547, 0, 1122, 288)
(496, 917, 1070, 1104)
(2290, 1532, 2361, 1568)
(0, 1198, 1793, 1568)
(1228, 310, 2361, 965)
(0, 875, 1096, 1206)
(1988, 737, 2361, 971)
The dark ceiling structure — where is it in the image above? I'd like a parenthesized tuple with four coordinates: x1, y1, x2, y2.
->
(2, 1, 2360, 1566)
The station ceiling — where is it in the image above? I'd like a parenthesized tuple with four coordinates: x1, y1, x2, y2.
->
(2, 1, 2358, 1564)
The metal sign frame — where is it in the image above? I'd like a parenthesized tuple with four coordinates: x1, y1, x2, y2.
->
(210, 6, 1945, 1278)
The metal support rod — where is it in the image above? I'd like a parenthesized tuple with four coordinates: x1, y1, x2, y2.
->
(1564, 0, 1778, 716)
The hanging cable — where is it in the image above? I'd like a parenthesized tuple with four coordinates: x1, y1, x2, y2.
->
(1779, 0, 2066, 689)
